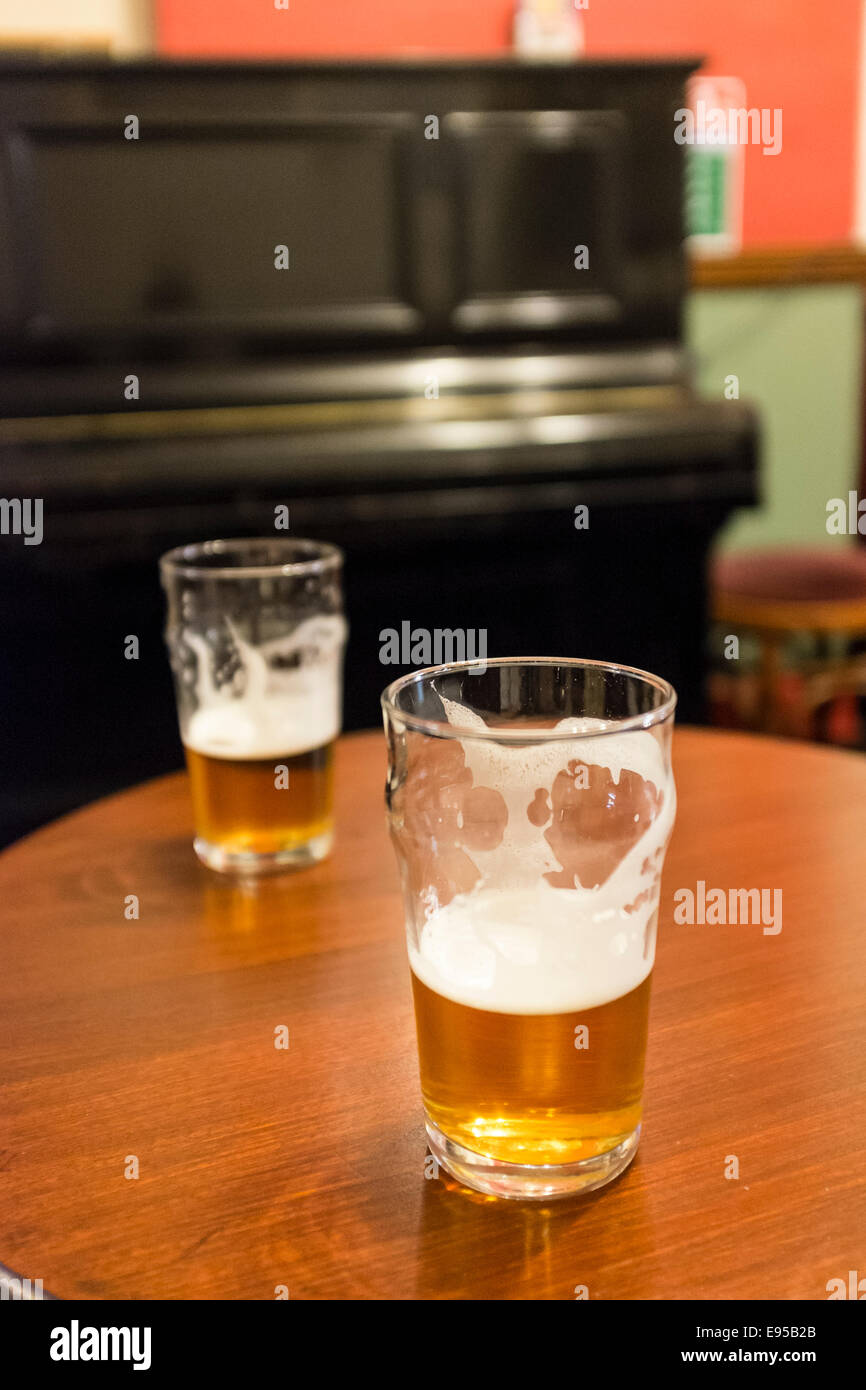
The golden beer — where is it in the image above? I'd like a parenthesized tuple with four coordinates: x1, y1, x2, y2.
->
(185, 741, 335, 858)
(412, 971, 651, 1166)
(382, 657, 676, 1197)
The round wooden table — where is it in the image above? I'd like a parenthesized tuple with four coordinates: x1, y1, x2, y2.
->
(1, 728, 864, 1300)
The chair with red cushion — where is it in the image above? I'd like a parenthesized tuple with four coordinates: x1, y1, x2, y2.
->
(710, 547, 866, 745)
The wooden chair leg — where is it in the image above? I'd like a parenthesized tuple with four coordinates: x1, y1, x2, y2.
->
(758, 634, 785, 735)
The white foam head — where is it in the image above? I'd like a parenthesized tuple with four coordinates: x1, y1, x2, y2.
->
(183, 613, 346, 759)
(409, 699, 675, 1014)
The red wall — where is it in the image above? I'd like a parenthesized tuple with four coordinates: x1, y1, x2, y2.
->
(156, 0, 862, 246)
(156, 0, 515, 57)
(586, 1, 861, 246)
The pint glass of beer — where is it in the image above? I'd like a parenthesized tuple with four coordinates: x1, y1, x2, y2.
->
(160, 538, 346, 873)
(382, 658, 676, 1199)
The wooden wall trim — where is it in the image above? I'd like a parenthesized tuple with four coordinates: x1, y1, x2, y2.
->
(691, 244, 866, 290)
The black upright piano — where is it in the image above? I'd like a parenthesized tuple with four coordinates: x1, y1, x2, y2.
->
(0, 58, 758, 844)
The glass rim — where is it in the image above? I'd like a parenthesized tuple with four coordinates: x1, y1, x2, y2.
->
(380, 656, 677, 742)
(159, 537, 344, 581)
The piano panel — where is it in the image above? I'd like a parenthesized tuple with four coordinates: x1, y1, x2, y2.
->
(446, 110, 626, 332)
(2, 116, 421, 351)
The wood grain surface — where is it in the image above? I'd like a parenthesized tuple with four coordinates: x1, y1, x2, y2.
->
(0, 728, 864, 1301)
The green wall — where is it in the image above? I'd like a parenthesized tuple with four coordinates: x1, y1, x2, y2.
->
(686, 285, 863, 552)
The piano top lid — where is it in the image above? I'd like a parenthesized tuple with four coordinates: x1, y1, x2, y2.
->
(0, 56, 705, 78)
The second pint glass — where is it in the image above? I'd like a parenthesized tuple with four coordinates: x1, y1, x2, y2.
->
(382, 658, 676, 1199)
(161, 538, 346, 873)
